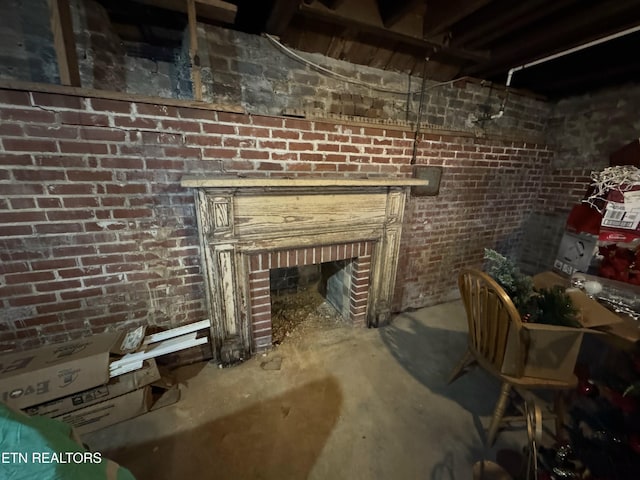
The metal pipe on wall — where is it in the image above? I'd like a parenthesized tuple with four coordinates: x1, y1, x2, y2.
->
(506, 24, 640, 87)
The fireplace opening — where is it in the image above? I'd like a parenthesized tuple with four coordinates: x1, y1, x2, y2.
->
(269, 260, 353, 345)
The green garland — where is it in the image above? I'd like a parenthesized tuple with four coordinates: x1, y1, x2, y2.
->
(484, 249, 580, 327)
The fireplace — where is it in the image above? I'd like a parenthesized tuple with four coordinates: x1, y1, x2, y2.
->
(181, 176, 426, 363)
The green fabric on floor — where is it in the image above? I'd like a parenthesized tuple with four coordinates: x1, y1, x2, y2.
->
(1, 402, 135, 480)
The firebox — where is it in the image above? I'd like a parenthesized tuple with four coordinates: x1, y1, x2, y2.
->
(181, 176, 427, 364)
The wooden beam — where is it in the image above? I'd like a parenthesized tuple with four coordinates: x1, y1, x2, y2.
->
(137, 0, 237, 24)
(187, 0, 202, 101)
(48, 0, 81, 87)
(466, 0, 640, 78)
(0, 79, 245, 112)
(265, 0, 301, 35)
(298, 2, 488, 62)
(423, 0, 491, 36)
(450, 0, 574, 48)
(377, 0, 424, 28)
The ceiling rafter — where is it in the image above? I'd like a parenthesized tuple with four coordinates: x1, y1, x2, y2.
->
(465, 0, 640, 78)
(377, 0, 425, 29)
(450, 0, 576, 49)
(298, 1, 488, 62)
(422, 0, 491, 36)
(265, 0, 302, 35)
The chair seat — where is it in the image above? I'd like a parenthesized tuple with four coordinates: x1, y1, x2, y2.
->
(452, 268, 582, 445)
(501, 372, 578, 390)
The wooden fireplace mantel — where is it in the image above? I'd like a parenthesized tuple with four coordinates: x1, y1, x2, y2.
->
(180, 176, 428, 188)
(182, 175, 424, 363)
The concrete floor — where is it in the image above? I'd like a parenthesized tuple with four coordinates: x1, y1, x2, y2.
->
(85, 301, 534, 480)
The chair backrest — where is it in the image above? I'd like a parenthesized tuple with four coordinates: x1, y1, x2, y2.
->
(458, 268, 525, 376)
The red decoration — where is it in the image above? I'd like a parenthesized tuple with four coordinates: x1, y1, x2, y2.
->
(597, 243, 640, 285)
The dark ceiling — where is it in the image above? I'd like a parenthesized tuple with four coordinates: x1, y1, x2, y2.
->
(106, 0, 640, 99)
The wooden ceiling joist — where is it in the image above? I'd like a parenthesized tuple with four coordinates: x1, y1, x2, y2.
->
(450, 0, 574, 49)
(466, 0, 640, 78)
(49, 0, 81, 87)
(377, 0, 424, 29)
(298, 1, 488, 63)
(265, 0, 301, 35)
(422, 0, 491, 36)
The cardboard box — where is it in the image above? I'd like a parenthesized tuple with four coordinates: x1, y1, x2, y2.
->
(500, 271, 622, 382)
(55, 381, 180, 435)
(0, 332, 123, 410)
(502, 322, 587, 382)
(553, 231, 598, 276)
(23, 359, 161, 418)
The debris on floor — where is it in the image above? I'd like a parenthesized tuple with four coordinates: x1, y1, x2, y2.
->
(271, 284, 344, 346)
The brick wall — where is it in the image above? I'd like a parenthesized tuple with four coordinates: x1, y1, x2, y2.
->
(546, 82, 640, 168)
(0, 0, 551, 140)
(0, 87, 415, 351)
(395, 134, 554, 309)
(0, 86, 559, 351)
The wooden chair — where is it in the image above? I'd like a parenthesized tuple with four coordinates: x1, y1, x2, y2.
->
(449, 268, 578, 445)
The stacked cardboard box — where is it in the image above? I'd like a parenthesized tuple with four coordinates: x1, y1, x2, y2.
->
(0, 319, 210, 435)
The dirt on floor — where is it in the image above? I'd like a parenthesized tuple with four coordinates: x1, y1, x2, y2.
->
(270, 285, 344, 346)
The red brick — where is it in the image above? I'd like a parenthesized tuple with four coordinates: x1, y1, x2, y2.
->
(37, 300, 81, 314)
(9, 197, 36, 208)
(2, 138, 58, 152)
(62, 197, 100, 208)
(237, 126, 270, 138)
(5, 271, 56, 284)
(134, 103, 179, 117)
(100, 157, 145, 169)
(80, 128, 126, 142)
(202, 148, 237, 159)
(244, 150, 269, 160)
(0, 123, 24, 136)
(1, 108, 56, 123)
(161, 119, 201, 133)
(217, 111, 249, 124)
(35, 279, 82, 292)
(34, 223, 84, 234)
(66, 169, 112, 181)
(37, 197, 62, 208)
(271, 129, 299, 140)
(57, 266, 102, 278)
(31, 258, 77, 270)
(9, 293, 57, 307)
(60, 287, 103, 300)
(13, 169, 66, 181)
(0, 284, 32, 297)
(284, 119, 312, 131)
(0, 154, 32, 166)
(59, 141, 109, 155)
(201, 123, 235, 135)
(59, 111, 110, 127)
(90, 98, 132, 114)
(162, 147, 202, 159)
(0, 90, 31, 105)
(106, 184, 147, 194)
(113, 117, 158, 129)
(46, 209, 94, 221)
(112, 208, 153, 218)
(184, 134, 223, 147)
(47, 184, 95, 195)
(257, 162, 283, 171)
(24, 124, 79, 139)
(0, 211, 47, 223)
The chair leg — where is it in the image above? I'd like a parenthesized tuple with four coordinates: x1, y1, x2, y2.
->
(554, 391, 568, 443)
(487, 382, 512, 446)
(447, 349, 474, 384)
